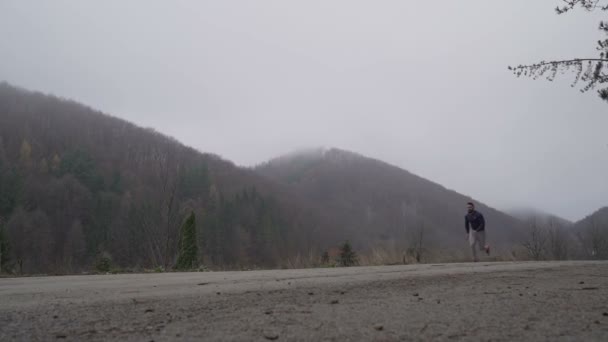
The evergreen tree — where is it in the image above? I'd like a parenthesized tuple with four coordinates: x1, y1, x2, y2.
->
(176, 212, 198, 270)
(95, 253, 112, 273)
(338, 241, 358, 267)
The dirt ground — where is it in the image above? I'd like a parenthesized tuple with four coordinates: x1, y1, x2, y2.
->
(1, 261, 608, 341)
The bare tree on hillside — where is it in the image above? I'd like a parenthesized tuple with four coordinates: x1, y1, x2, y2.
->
(547, 221, 570, 260)
(129, 147, 187, 268)
(406, 223, 426, 263)
(579, 218, 608, 259)
(523, 222, 547, 260)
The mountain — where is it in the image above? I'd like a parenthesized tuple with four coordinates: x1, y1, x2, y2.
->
(508, 208, 573, 228)
(0, 82, 537, 274)
(255, 148, 528, 253)
(573, 207, 608, 259)
(0, 82, 320, 273)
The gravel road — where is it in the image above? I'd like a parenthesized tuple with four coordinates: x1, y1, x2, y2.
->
(1, 261, 608, 341)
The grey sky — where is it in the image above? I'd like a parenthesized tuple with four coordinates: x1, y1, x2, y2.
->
(1, 1, 607, 221)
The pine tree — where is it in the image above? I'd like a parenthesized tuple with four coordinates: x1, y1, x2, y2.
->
(338, 241, 358, 267)
(176, 212, 198, 270)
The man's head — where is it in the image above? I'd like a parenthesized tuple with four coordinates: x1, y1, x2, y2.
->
(467, 202, 475, 213)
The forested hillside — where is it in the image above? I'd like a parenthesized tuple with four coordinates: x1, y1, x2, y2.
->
(255, 149, 528, 254)
(0, 83, 317, 273)
(574, 207, 608, 259)
(2, 83, 605, 274)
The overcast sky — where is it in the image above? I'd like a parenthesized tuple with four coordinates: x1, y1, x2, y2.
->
(1, 1, 607, 221)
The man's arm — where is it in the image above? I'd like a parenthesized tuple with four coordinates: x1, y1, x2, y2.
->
(465, 216, 470, 234)
(479, 214, 485, 231)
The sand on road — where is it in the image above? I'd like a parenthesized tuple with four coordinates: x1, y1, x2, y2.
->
(1, 261, 608, 341)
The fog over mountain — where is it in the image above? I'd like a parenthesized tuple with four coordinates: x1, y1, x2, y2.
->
(1, 83, 606, 272)
(1, 1, 607, 220)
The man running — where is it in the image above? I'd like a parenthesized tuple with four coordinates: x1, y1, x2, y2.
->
(465, 202, 490, 262)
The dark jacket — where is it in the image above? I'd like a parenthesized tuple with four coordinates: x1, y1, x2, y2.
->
(465, 210, 485, 233)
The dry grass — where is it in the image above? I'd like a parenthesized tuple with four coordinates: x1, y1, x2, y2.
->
(283, 249, 323, 269)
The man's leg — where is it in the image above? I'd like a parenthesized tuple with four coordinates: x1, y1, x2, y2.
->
(469, 230, 478, 262)
(478, 230, 490, 255)
(477, 230, 485, 260)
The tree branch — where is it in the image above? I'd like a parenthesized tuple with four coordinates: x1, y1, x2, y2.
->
(511, 58, 608, 69)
